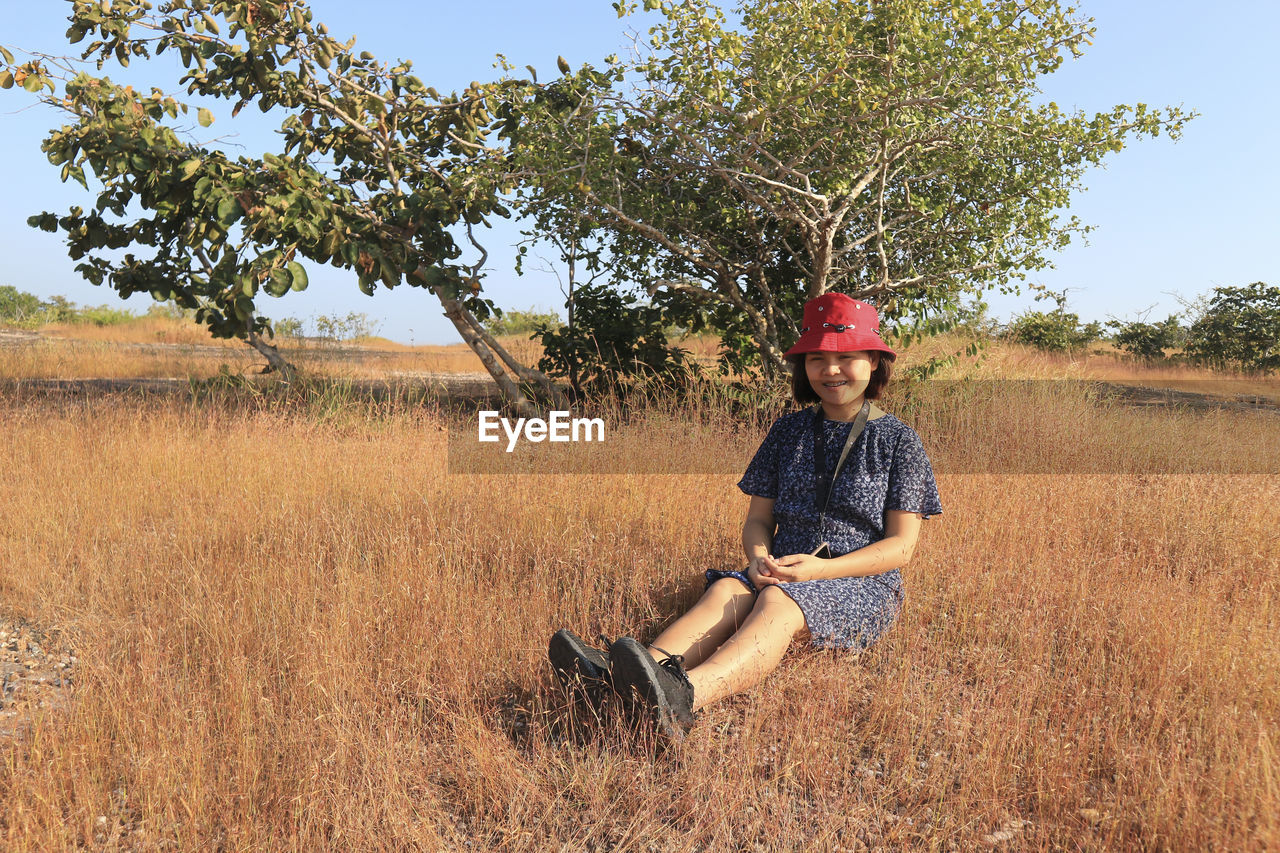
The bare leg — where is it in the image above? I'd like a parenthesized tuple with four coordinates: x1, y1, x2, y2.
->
(685, 585, 807, 712)
(647, 579, 757, 669)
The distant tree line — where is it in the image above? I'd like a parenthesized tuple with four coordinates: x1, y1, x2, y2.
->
(999, 281, 1279, 373)
(0, 284, 376, 344)
(0, 284, 136, 327)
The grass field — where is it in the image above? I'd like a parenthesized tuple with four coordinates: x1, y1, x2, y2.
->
(1, 311, 1265, 384)
(1, 320, 1277, 850)
(0, 319, 544, 382)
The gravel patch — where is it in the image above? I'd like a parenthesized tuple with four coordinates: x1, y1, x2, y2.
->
(0, 615, 76, 741)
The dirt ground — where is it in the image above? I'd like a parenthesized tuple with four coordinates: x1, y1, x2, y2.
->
(0, 614, 75, 741)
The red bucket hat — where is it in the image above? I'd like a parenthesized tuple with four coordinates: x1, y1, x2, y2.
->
(784, 292, 897, 360)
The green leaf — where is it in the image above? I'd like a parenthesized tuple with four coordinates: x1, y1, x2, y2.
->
(268, 268, 290, 296)
(0, 70, 12, 90)
(22, 72, 41, 93)
(287, 261, 308, 292)
(0, 46, 13, 64)
(197, 107, 214, 127)
(216, 196, 241, 225)
(420, 267, 447, 289)
(27, 212, 58, 232)
(179, 158, 202, 181)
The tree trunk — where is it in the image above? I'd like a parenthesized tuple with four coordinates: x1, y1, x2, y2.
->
(455, 305, 568, 409)
(245, 330, 297, 382)
(437, 293, 542, 419)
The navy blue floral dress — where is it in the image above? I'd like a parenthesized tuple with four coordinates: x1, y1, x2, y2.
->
(706, 407, 942, 649)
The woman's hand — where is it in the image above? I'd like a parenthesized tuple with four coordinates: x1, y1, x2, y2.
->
(765, 552, 825, 583)
(747, 553, 782, 587)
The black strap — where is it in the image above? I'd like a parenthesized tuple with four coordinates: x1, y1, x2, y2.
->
(812, 400, 871, 528)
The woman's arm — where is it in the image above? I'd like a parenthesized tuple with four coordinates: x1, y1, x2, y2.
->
(761, 510, 923, 584)
(742, 495, 776, 561)
(741, 495, 782, 583)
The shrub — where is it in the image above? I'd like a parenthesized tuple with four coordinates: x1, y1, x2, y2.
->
(1112, 317, 1180, 360)
(0, 285, 45, 327)
(534, 283, 693, 395)
(483, 307, 562, 337)
(40, 295, 78, 323)
(1185, 282, 1280, 373)
(1005, 290, 1102, 352)
(0, 287, 137, 327)
(75, 304, 137, 326)
(315, 312, 380, 342)
(147, 302, 198, 322)
(1106, 315, 1185, 361)
(272, 317, 305, 338)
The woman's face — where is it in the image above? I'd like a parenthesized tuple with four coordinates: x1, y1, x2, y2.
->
(805, 350, 879, 408)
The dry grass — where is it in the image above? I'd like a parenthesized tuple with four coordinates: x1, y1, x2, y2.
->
(0, 374, 1277, 850)
(897, 333, 1228, 381)
(5, 317, 1273, 392)
(40, 318, 243, 347)
(0, 318, 544, 382)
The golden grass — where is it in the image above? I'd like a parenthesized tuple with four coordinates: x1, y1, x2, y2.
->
(6, 317, 1274, 395)
(897, 333, 1225, 381)
(0, 380, 1277, 850)
(40, 317, 243, 347)
(0, 319, 545, 382)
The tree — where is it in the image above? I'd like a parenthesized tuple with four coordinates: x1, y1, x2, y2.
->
(1107, 312, 1184, 361)
(0, 285, 46, 327)
(2, 0, 561, 413)
(1185, 282, 1280, 373)
(481, 307, 562, 337)
(507, 0, 1191, 378)
(1004, 289, 1101, 353)
(532, 281, 692, 395)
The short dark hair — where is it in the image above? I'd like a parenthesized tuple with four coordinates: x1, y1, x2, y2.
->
(787, 352, 893, 405)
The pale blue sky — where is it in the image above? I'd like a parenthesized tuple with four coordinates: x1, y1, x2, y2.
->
(2, 1, 1277, 344)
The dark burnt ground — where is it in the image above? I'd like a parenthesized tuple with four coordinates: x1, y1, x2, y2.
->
(1098, 381, 1280, 416)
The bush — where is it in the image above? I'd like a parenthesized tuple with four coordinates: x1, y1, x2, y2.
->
(315, 312, 380, 342)
(1185, 282, 1280, 373)
(483, 307, 562, 337)
(1107, 315, 1185, 361)
(40, 295, 79, 323)
(534, 283, 693, 395)
(75, 304, 137, 326)
(271, 316, 305, 338)
(0, 287, 138, 327)
(950, 299, 1001, 339)
(1005, 290, 1102, 352)
(147, 302, 197, 322)
(0, 285, 45, 327)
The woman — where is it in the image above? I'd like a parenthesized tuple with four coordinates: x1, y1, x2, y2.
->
(550, 292, 942, 740)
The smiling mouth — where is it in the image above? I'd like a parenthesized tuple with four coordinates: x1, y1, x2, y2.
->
(823, 381, 848, 388)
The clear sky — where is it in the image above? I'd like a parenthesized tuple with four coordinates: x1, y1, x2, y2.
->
(2, 1, 1277, 344)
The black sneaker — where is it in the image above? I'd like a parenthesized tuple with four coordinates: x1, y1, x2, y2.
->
(548, 629, 612, 697)
(608, 637, 695, 740)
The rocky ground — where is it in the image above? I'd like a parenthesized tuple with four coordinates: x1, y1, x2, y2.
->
(0, 614, 76, 741)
